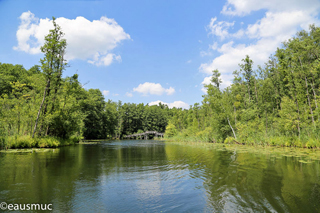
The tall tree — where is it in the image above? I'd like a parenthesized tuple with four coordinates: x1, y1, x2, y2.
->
(239, 55, 254, 102)
(32, 17, 67, 138)
(211, 69, 222, 89)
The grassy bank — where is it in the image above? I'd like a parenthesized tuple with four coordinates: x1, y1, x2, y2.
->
(165, 134, 320, 149)
(0, 135, 81, 150)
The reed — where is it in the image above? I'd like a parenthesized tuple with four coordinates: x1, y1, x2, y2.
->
(165, 131, 320, 149)
(1, 135, 81, 150)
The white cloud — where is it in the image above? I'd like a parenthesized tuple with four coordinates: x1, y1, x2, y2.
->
(199, 39, 275, 75)
(88, 53, 122, 66)
(201, 74, 233, 93)
(207, 17, 235, 40)
(246, 11, 317, 39)
(13, 11, 130, 66)
(115, 55, 122, 62)
(200, 1, 320, 92)
(186, 60, 192, 63)
(113, 93, 119, 96)
(165, 87, 175, 95)
(133, 82, 175, 96)
(102, 90, 109, 96)
(200, 50, 212, 57)
(149, 100, 189, 109)
(221, 0, 320, 16)
(126, 92, 133, 97)
(232, 29, 244, 38)
(209, 42, 218, 50)
(200, 11, 319, 76)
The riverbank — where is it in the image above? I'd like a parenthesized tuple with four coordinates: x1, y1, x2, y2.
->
(164, 135, 320, 149)
(164, 140, 320, 163)
(0, 135, 80, 150)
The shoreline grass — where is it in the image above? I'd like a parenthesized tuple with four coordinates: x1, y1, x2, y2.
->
(164, 135, 320, 149)
(0, 135, 80, 150)
(164, 140, 320, 162)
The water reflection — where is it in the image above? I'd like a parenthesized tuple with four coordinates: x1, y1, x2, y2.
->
(0, 140, 320, 212)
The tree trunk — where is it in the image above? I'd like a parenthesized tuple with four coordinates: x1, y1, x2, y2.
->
(242, 84, 247, 108)
(305, 76, 315, 126)
(32, 79, 50, 138)
(265, 109, 268, 135)
(247, 85, 251, 103)
(227, 117, 237, 140)
(294, 91, 301, 138)
(311, 75, 318, 109)
(299, 58, 315, 126)
(234, 105, 236, 127)
(17, 109, 20, 135)
(254, 78, 258, 103)
(46, 54, 64, 136)
(274, 87, 280, 110)
(289, 67, 301, 138)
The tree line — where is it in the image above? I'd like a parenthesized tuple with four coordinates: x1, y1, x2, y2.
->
(3, 17, 320, 149)
(166, 25, 320, 148)
(0, 18, 172, 149)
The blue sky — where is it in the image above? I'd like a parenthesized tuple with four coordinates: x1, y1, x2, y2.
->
(1, 0, 320, 108)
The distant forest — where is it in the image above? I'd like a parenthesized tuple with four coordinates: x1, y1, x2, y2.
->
(0, 62, 173, 140)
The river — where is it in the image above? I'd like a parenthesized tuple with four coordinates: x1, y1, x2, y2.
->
(0, 140, 320, 212)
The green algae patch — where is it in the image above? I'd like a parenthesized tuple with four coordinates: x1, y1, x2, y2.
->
(298, 160, 313, 164)
(0, 148, 58, 154)
(166, 141, 320, 162)
(0, 135, 80, 150)
(79, 141, 101, 144)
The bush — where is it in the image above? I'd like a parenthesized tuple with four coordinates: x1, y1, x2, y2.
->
(4, 135, 79, 149)
(224, 136, 236, 144)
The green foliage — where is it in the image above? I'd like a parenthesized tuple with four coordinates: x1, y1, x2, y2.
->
(224, 136, 236, 144)
(166, 25, 320, 148)
(165, 122, 177, 137)
(276, 97, 300, 134)
(3, 23, 320, 150)
(4, 135, 77, 149)
(195, 127, 214, 142)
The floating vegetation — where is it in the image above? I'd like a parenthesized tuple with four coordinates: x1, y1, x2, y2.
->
(0, 148, 58, 154)
(79, 141, 102, 144)
(167, 141, 320, 163)
(298, 160, 313, 164)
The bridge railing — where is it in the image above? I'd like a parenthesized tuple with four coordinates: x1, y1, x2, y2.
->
(123, 131, 164, 139)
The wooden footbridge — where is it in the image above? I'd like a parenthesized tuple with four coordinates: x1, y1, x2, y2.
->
(124, 131, 164, 139)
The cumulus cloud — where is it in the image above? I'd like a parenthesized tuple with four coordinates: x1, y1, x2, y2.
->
(221, 0, 320, 16)
(209, 42, 218, 50)
(246, 11, 317, 39)
(13, 11, 130, 66)
(207, 17, 234, 40)
(102, 90, 109, 96)
(200, 0, 320, 93)
(201, 74, 233, 93)
(126, 92, 133, 97)
(133, 82, 175, 96)
(199, 39, 275, 75)
(149, 100, 189, 109)
(88, 53, 122, 66)
(200, 10, 318, 75)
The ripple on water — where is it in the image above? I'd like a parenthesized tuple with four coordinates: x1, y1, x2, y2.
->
(2, 140, 320, 212)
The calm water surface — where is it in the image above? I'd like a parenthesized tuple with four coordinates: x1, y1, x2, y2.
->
(1, 140, 320, 212)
